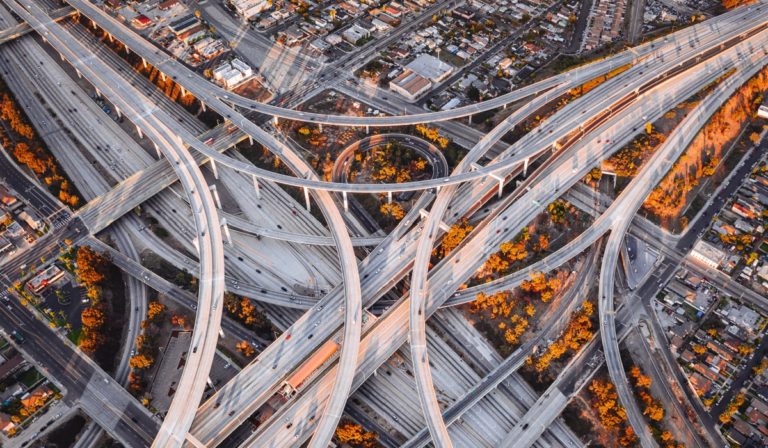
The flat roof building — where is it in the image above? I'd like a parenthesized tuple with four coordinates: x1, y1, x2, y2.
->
(389, 69, 431, 100)
(405, 53, 454, 83)
(689, 240, 726, 270)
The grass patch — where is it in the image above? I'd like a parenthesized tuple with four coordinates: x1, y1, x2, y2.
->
(18, 368, 43, 388)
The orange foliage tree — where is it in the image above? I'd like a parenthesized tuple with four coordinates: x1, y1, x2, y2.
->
(334, 420, 378, 448)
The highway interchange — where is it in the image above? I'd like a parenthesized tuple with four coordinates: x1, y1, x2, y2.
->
(0, 0, 767, 447)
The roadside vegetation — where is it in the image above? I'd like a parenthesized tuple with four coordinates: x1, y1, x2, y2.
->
(0, 81, 81, 207)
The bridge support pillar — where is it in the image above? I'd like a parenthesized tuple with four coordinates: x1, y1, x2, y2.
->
(418, 209, 450, 232)
(489, 173, 504, 198)
(273, 116, 278, 125)
(154, 143, 161, 159)
(180, 86, 187, 97)
(503, 103, 507, 110)
(125, 45, 129, 55)
(252, 175, 262, 199)
(115, 106, 121, 119)
(468, 115, 472, 125)
(200, 101, 206, 112)
(142, 58, 147, 68)
(221, 219, 232, 245)
(365, 125, 369, 134)
(523, 157, 528, 177)
(342, 191, 348, 212)
(107, 33, 113, 43)
(91, 19, 97, 29)
(59, 52, 64, 61)
(210, 158, 219, 179)
(76, 69, 82, 79)
(387, 191, 392, 204)
(95, 88, 101, 98)
(318, 123, 322, 133)
(160, 72, 166, 81)
(209, 185, 222, 209)
(136, 125, 143, 139)
(304, 187, 311, 212)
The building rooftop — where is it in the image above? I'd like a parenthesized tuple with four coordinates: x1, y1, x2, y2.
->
(405, 53, 454, 82)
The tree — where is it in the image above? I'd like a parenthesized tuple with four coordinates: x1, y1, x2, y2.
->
(435, 219, 473, 258)
(171, 314, 186, 328)
(334, 420, 378, 447)
(629, 366, 652, 388)
(147, 301, 167, 322)
(547, 200, 569, 226)
(236, 340, 255, 357)
(467, 85, 480, 102)
(535, 234, 549, 252)
(75, 246, 109, 289)
(129, 354, 154, 370)
(81, 306, 105, 328)
(380, 202, 406, 220)
(722, 0, 754, 9)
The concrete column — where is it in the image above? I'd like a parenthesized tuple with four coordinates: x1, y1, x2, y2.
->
(95, 88, 101, 98)
(180, 86, 187, 96)
(76, 69, 82, 79)
(252, 174, 262, 199)
(125, 45, 130, 55)
(200, 101, 206, 112)
(115, 106, 121, 119)
(161, 72, 166, 81)
(209, 185, 222, 209)
(318, 123, 323, 133)
(136, 125, 143, 139)
(210, 158, 219, 179)
(387, 191, 392, 204)
(489, 172, 504, 198)
(142, 58, 147, 68)
(154, 143, 161, 159)
(273, 116, 278, 125)
(523, 157, 528, 177)
(248, 135, 253, 145)
(107, 33, 113, 43)
(91, 19, 97, 29)
(342, 191, 348, 212)
(59, 52, 64, 61)
(304, 187, 311, 212)
(468, 115, 472, 125)
(222, 219, 232, 245)
(503, 103, 507, 110)
(365, 125, 369, 134)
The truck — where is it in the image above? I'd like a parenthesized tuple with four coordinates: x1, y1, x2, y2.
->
(278, 313, 377, 398)
(280, 339, 338, 398)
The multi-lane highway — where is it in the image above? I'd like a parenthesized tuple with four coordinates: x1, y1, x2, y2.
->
(3, 2, 228, 446)
(2, 0, 768, 446)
